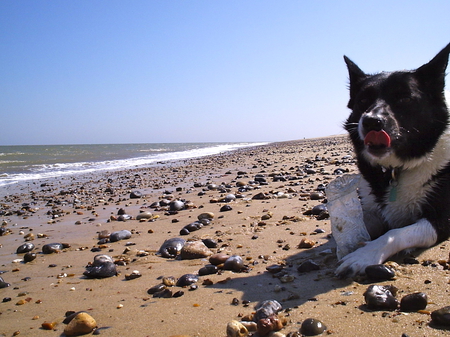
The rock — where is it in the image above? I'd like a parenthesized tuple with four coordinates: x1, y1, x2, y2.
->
(226, 320, 249, 337)
(169, 200, 185, 211)
(297, 260, 320, 273)
(180, 241, 213, 259)
(110, 230, 131, 242)
(198, 212, 215, 221)
(365, 264, 395, 281)
(0, 276, 11, 288)
(136, 211, 152, 220)
(176, 274, 199, 287)
(400, 292, 428, 312)
(220, 205, 233, 212)
(431, 306, 450, 326)
(83, 254, 117, 279)
(130, 191, 142, 199)
(223, 255, 245, 272)
(63, 312, 97, 336)
(42, 243, 64, 254)
(363, 285, 399, 310)
(300, 318, 326, 336)
(16, 242, 35, 254)
(158, 238, 186, 258)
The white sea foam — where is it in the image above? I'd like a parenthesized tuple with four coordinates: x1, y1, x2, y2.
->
(0, 142, 267, 187)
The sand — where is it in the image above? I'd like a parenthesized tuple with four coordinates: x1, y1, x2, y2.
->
(1, 135, 450, 337)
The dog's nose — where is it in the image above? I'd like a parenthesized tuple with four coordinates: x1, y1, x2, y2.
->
(362, 115, 383, 131)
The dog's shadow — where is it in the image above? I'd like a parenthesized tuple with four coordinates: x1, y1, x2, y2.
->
(207, 234, 353, 308)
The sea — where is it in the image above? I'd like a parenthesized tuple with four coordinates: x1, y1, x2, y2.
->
(0, 142, 268, 187)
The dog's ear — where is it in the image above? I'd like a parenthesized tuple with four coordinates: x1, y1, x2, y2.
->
(344, 56, 367, 108)
(416, 43, 450, 94)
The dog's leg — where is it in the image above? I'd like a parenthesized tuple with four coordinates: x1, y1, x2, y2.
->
(335, 218, 438, 278)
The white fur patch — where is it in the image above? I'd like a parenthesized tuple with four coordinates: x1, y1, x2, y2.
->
(336, 219, 438, 277)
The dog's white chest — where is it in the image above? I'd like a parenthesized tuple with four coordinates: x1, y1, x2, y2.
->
(382, 170, 433, 227)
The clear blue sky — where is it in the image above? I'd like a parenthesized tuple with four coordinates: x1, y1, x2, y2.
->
(1, 1, 449, 145)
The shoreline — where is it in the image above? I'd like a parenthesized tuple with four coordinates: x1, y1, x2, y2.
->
(1, 134, 450, 337)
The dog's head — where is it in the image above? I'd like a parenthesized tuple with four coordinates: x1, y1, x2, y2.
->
(344, 43, 450, 169)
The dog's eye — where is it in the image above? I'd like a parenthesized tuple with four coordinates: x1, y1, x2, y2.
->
(397, 96, 412, 104)
(357, 98, 370, 109)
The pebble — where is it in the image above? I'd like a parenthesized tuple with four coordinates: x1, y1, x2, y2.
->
(223, 255, 246, 272)
(220, 205, 233, 212)
(300, 318, 326, 336)
(63, 312, 97, 336)
(169, 200, 185, 211)
(365, 264, 395, 281)
(431, 306, 450, 326)
(254, 300, 282, 321)
(363, 285, 399, 310)
(158, 238, 186, 258)
(16, 242, 35, 254)
(83, 254, 117, 279)
(23, 252, 37, 263)
(180, 241, 213, 259)
(400, 292, 428, 312)
(198, 264, 218, 276)
(176, 274, 199, 287)
(198, 212, 215, 221)
(226, 320, 249, 337)
(42, 243, 64, 254)
(110, 230, 132, 242)
(0, 276, 11, 288)
(129, 191, 142, 199)
(209, 253, 230, 265)
(297, 238, 315, 248)
(297, 260, 320, 273)
(136, 211, 153, 220)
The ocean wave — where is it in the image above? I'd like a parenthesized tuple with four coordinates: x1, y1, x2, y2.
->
(0, 142, 268, 187)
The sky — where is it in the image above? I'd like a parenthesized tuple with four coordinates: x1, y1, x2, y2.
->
(1, 1, 450, 145)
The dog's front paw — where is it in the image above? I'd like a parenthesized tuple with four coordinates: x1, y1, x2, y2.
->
(335, 242, 385, 279)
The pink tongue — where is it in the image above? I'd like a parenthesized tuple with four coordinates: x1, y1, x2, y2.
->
(364, 130, 391, 147)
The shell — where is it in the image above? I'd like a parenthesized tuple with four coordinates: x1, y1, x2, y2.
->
(158, 238, 186, 258)
(363, 285, 399, 310)
(300, 318, 326, 336)
(226, 320, 249, 337)
(63, 312, 97, 336)
(42, 243, 64, 254)
(110, 230, 132, 242)
(16, 242, 35, 254)
(180, 241, 213, 260)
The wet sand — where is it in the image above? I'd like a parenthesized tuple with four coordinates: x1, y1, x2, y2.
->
(1, 135, 450, 337)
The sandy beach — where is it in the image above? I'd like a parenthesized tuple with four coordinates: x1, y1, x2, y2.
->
(1, 135, 450, 337)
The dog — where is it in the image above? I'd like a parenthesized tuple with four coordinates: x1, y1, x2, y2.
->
(336, 43, 450, 278)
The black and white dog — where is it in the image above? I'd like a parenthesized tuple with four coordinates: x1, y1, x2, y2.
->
(336, 43, 450, 278)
